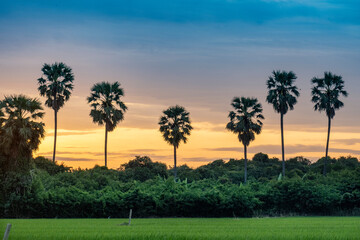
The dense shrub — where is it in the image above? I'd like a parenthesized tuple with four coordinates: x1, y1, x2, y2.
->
(0, 155, 359, 218)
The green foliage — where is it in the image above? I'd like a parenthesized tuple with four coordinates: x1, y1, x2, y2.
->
(33, 156, 71, 175)
(1, 155, 359, 218)
(119, 156, 168, 182)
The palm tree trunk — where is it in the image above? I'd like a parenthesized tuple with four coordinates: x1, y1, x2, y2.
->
(244, 144, 247, 184)
(281, 113, 285, 177)
(324, 116, 331, 176)
(173, 145, 177, 181)
(53, 110, 57, 162)
(105, 126, 108, 168)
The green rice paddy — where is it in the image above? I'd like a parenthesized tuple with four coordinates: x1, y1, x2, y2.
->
(1, 217, 359, 240)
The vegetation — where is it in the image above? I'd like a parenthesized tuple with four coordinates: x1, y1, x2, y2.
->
(159, 105, 193, 180)
(1, 217, 360, 240)
(266, 70, 300, 177)
(0, 67, 355, 221)
(226, 97, 264, 184)
(0, 95, 45, 163)
(87, 81, 127, 167)
(311, 72, 348, 175)
(0, 155, 359, 218)
(37, 62, 74, 162)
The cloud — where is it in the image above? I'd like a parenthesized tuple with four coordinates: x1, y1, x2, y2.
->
(331, 138, 360, 146)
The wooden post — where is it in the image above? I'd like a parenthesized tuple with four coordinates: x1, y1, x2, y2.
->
(128, 209, 132, 226)
(3, 224, 11, 240)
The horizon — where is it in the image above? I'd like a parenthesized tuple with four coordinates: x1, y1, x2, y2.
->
(1, 0, 359, 169)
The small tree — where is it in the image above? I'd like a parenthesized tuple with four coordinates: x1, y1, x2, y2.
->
(159, 105, 193, 181)
(87, 81, 127, 167)
(226, 97, 264, 183)
(311, 72, 348, 175)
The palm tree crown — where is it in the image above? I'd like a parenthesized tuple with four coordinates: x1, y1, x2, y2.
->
(311, 72, 348, 119)
(37, 62, 74, 111)
(226, 97, 264, 146)
(266, 70, 299, 114)
(159, 105, 193, 148)
(87, 81, 128, 131)
(0, 95, 45, 159)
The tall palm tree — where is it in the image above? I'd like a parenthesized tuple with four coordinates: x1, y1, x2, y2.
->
(37, 62, 74, 162)
(0, 95, 45, 162)
(87, 81, 127, 167)
(311, 72, 348, 175)
(266, 70, 299, 177)
(226, 97, 264, 184)
(159, 105, 193, 181)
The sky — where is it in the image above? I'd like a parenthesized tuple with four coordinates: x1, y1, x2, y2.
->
(0, 0, 359, 169)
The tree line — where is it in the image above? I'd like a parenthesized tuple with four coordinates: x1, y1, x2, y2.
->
(0, 155, 359, 218)
(1, 62, 348, 184)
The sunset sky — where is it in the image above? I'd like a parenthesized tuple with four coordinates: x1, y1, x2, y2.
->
(1, 0, 359, 169)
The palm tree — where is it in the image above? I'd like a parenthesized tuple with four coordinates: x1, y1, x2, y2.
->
(226, 97, 264, 184)
(311, 72, 348, 175)
(87, 81, 127, 167)
(0, 95, 45, 162)
(37, 62, 74, 162)
(159, 105, 193, 180)
(266, 70, 299, 177)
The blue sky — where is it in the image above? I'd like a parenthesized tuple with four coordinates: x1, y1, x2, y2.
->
(0, 0, 359, 167)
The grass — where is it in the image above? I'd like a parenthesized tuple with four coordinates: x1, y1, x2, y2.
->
(1, 217, 359, 239)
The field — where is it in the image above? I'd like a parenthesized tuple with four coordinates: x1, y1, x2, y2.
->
(1, 217, 359, 240)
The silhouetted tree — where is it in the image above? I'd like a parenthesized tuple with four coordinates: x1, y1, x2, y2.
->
(87, 82, 127, 167)
(266, 70, 299, 177)
(311, 72, 348, 175)
(226, 97, 264, 183)
(38, 62, 74, 162)
(0, 95, 45, 165)
(159, 105, 193, 180)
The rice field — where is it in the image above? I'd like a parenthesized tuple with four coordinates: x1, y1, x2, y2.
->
(1, 217, 359, 240)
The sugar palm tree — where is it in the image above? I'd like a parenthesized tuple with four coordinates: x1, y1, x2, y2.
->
(37, 62, 74, 162)
(159, 105, 193, 180)
(311, 72, 348, 175)
(87, 81, 127, 167)
(266, 70, 299, 177)
(226, 97, 264, 184)
(0, 95, 45, 161)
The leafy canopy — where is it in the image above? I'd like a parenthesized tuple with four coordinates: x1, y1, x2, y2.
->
(311, 72, 348, 119)
(266, 70, 299, 115)
(37, 62, 74, 111)
(226, 97, 264, 146)
(159, 105, 193, 148)
(87, 81, 127, 132)
(0, 95, 45, 159)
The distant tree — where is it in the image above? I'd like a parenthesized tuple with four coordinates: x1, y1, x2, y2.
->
(0, 95, 45, 165)
(226, 97, 264, 183)
(266, 70, 299, 177)
(87, 82, 127, 167)
(37, 62, 74, 162)
(311, 72, 348, 175)
(159, 105, 193, 180)
(119, 156, 168, 181)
